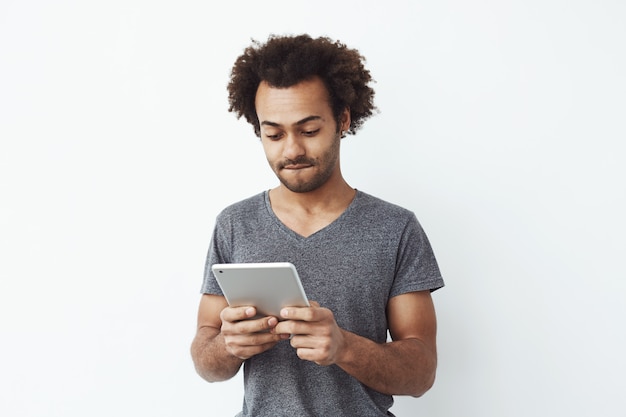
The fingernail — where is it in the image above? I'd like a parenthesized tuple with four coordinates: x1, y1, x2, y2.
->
(245, 307, 255, 317)
(268, 317, 277, 326)
(280, 308, 288, 318)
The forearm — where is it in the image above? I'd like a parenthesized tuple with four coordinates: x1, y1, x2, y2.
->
(190, 326, 243, 382)
(336, 330, 437, 397)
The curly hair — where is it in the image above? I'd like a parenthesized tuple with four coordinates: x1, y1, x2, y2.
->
(227, 34, 377, 138)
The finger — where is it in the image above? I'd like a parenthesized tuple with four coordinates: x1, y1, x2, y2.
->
(220, 305, 256, 323)
(295, 348, 332, 366)
(225, 315, 280, 336)
(224, 326, 287, 355)
(241, 316, 280, 334)
(228, 330, 284, 348)
(293, 346, 318, 363)
(226, 338, 282, 360)
(289, 336, 336, 366)
(280, 304, 323, 322)
(273, 319, 312, 336)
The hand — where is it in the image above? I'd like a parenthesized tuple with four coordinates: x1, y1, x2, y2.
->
(220, 306, 289, 360)
(272, 301, 346, 366)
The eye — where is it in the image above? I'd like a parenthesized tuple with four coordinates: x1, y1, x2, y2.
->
(302, 129, 320, 137)
(264, 132, 283, 140)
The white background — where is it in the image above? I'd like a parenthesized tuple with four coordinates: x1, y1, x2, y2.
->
(1, 1, 625, 416)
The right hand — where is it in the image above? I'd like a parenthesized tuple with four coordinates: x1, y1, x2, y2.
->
(220, 306, 289, 360)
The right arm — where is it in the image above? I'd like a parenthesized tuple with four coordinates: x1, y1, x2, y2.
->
(190, 294, 286, 382)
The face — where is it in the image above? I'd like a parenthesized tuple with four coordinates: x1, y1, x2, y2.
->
(255, 77, 349, 193)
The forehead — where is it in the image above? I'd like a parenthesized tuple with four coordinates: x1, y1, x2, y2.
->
(255, 77, 333, 125)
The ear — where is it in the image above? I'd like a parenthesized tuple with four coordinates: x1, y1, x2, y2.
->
(340, 107, 351, 132)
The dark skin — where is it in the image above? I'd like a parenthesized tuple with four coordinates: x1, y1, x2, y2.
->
(191, 77, 438, 396)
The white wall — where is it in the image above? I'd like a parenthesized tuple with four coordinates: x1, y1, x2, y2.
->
(1, 1, 624, 416)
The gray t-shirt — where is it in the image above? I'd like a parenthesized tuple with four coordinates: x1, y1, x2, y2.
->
(201, 190, 444, 417)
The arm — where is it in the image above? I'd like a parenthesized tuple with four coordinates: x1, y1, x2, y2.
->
(190, 294, 287, 382)
(273, 290, 438, 397)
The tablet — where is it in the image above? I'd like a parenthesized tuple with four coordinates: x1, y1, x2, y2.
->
(211, 262, 310, 319)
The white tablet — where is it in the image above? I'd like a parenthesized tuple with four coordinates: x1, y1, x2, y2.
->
(211, 262, 310, 319)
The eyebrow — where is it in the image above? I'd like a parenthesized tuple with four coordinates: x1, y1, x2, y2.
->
(260, 115, 323, 128)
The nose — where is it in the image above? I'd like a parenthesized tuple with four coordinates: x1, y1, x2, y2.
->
(283, 133, 305, 160)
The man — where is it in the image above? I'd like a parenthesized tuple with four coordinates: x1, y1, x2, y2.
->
(191, 34, 444, 416)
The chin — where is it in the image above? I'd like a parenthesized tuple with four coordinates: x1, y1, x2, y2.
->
(279, 178, 324, 193)
(283, 183, 319, 193)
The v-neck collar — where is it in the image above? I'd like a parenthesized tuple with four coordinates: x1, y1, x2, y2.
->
(262, 189, 361, 241)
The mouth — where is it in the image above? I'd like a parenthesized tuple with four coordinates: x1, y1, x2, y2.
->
(282, 163, 313, 170)
(279, 158, 315, 170)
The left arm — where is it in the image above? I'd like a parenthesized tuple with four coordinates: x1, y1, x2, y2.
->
(272, 290, 438, 397)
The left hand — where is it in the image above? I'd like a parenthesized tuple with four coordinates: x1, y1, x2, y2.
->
(272, 301, 346, 366)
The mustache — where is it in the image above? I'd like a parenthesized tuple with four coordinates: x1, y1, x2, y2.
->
(278, 157, 317, 169)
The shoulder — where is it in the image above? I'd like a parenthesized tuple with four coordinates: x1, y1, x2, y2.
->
(343, 191, 427, 241)
(215, 191, 267, 221)
(353, 190, 416, 222)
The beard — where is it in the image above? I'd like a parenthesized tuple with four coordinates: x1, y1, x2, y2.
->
(272, 135, 341, 193)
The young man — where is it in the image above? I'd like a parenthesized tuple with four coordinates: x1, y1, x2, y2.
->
(191, 34, 444, 416)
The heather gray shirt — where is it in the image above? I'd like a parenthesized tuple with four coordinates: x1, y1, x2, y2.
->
(201, 190, 444, 417)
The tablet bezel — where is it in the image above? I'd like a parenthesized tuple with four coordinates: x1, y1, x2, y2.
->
(211, 262, 310, 319)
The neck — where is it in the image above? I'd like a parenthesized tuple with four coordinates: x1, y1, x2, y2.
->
(274, 182, 354, 212)
(270, 168, 355, 215)
(268, 174, 357, 238)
